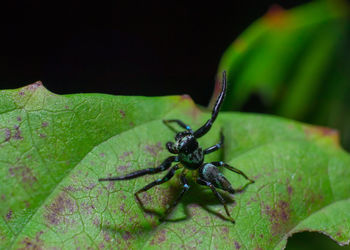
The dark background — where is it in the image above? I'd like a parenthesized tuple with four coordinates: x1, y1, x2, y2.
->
(1, 0, 308, 106)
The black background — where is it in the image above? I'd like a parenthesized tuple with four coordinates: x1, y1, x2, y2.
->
(1, 0, 309, 106)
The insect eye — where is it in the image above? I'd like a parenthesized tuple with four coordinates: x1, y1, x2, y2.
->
(179, 136, 198, 153)
(175, 133, 182, 141)
(175, 131, 190, 141)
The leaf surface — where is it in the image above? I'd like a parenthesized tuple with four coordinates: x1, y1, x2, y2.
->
(1, 83, 349, 249)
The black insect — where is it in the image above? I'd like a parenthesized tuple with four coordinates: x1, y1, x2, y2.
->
(99, 71, 254, 223)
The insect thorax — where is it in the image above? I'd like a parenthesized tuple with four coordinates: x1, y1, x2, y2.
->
(178, 148, 204, 170)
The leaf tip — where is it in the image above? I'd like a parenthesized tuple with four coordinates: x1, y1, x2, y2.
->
(304, 125, 340, 146)
(263, 4, 289, 28)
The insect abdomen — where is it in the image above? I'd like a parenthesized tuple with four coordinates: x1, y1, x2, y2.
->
(200, 163, 234, 193)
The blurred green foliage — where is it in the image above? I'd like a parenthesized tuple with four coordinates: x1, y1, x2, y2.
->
(213, 0, 350, 151)
(214, 0, 350, 248)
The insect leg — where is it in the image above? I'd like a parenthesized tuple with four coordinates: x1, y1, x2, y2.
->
(212, 161, 254, 183)
(204, 130, 224, 155)
(98, 156, 177, 182)
(212, 161, 254, 192)
(135, 165, 179, 197)
(194, 71, 227, 139)
(197, 178, 235, 223)
(163, 119, 193, 133)
(160, 170, 190, 221)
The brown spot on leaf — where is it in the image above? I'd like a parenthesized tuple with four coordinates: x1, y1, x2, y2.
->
(140, 192, 153, 207)
(145, 142, 163, 157)
(39, 133, 46, 138)
(19, 231, 44, 250)
(6, 209, 12, 220)
(103, 232, 111, 242)
(221, 227, 229, 234)
(63, 185, 81, 193)
(122, 231, 132, 241)
(120, 203, 126, 212)
(1, 194, 5, 201)
(107, 181, 115, 191)
(4, 128, 11, 141)
(44, 193, 77, 225)
(13, 125, 23, 140)
(81, 202, 95, 215)
(27, 81, 42, 90)
(264, 200, 291, 236)
(19, 91, 25, 96)
(9, 166, 37, 187)
(150, 229, 166, 245)
(41, 122, 48, 127)
(117, 162, 131, 172)
(247, 196, 258, 205)
(287, 185, 293, 196)
(234, 241, 241, 249)
(307, 192, 324, 207)
(119, 110, 126, 118)
(120, 151, 133, 160)
(93, 217, 100, 227)
(17, 117, 22, 122)
(264, 5, 288, 27)
(304, 126, 339, 146)
(180, 94, 192, 100)
(85, 183, 97, 191)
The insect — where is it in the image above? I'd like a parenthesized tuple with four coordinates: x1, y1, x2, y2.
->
(99, 71, 254, 223)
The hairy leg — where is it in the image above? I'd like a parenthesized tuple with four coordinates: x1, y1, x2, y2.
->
(163, 119, 192, 133)
(197, 178, 235, 223)
(204, 130, 224, 155)
(99, 156, 177, 181)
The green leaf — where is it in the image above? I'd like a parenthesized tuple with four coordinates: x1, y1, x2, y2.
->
(213, 0, 350, 150)
(1, 83, 350, 249)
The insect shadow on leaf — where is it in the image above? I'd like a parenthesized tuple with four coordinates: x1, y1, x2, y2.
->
(99, 71, 254, 223)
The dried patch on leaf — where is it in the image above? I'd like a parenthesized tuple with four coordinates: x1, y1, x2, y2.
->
(44, 193, 77, 225)
(13, 125, 23, 140)
(264, 200, 291, 236)
(119, 110, 126, 118)
(19, 231, 44, 250)
(234, 241, 241, 249)
(6, 209, 12, 220)
(4, 128, 11, 142)
(9, 166, 37, 188)
(120, 151, 133, 160)
(150, 229, 166, 245)
(304, 126, 339, 146)
(26, 81, 43, 91)
(145, 142, 163, 157)
(264, 5, 289, 28)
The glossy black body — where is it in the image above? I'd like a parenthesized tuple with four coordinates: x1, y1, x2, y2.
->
(99, 71, 254, 222)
